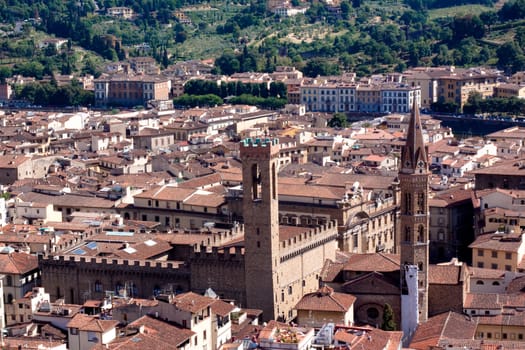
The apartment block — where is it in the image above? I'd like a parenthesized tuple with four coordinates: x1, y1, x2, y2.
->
(300, 80, 420, 113)
(94, 74, 171, 107)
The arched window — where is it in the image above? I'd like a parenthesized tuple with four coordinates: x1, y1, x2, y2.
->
(404, 193, 412, 214)
(417, 225, 424, 242)
(366, 307, 379, 319)
(94, 281, 103, 293)
(251, 164, 260, 200)
(476, 280, 484, 285)
(405, 226, 411, 242)
(272, 163, 277, 200)
(417, 193, 425, 214)
(492, 281, 500, 286)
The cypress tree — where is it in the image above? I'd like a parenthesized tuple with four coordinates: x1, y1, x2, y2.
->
(382, 303, 396, 331)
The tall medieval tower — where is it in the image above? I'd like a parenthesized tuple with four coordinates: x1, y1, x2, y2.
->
(241, 138, 281, 321)
(399, 101, 429, 328)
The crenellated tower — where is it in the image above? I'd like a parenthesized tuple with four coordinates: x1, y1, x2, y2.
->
(399, 100, 429, 333)
(241, 137, 281, 321)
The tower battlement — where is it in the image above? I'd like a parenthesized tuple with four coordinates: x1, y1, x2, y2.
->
(240, 137, 280, 158)
(280, 221, 338, 262)
(190, 245, 244, 263)
(38, 254, 186, 271)
(198, 224, 245, 248)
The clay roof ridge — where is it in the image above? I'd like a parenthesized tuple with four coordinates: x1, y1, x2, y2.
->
(7, 254, 21, 274)
(439, 311, 453, 341)
(95, 319, 104, 332)
(328, 293, 347, 312)
(153, 185, 168, 197)
(378, 252, 401, 267)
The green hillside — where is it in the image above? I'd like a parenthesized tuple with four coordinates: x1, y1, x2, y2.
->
(0, 0, 525, 80)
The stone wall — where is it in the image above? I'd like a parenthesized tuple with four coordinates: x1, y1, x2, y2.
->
(39, 255, 190, 304)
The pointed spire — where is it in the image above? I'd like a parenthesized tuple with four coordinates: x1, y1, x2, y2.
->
(401, 98, 427, 173)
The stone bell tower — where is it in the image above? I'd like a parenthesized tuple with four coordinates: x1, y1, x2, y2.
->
(399, 100, 429, 335)
(241, 137, 280, 321)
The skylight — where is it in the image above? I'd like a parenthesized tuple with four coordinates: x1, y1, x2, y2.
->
(144, 239, 157, 247)
(123, 247, 137, 254)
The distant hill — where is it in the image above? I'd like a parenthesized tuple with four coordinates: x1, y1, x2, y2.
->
(1, 0, 525, 80)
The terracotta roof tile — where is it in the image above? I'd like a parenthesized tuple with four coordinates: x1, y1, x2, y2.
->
(320, 259, 344, 282)
(311, 173, 396, 190)
(134, 186, 194, 201)
(278, 183, 345, 200)
(211, 299, 235, 317)
(183, 191, 225, 207)
(342, 253, 400, 273)
(294, 286, 356, 312)
(334, 326, 402, 350)
(107, 316, 194, 349)
(428, 265, 461, 285)
(178, 173, 223, 189)
(464, 293, 501, 309)
(0, 252, 38, 274)
(506, 275, 525, 293)
(469, 233, 524, 253)
(468, 266, 505, 279)
(67, 314, 119, 332)
(172, 292, 214, 313)
(410, 312, 477, 350)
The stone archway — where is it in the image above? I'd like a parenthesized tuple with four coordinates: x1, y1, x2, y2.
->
(342, 211, 370, 251)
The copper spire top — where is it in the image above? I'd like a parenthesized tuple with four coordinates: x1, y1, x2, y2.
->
(400, 98, 427, 173)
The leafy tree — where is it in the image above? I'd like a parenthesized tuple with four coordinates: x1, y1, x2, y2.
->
(175, 30, 187, 43)
(173, 94, 223, 108)
(400, 10, 428, 26)
(381, 304, 396, 331)
(463, 92, 484, 114)
(269, 82, 287, 99)
(229, 94, 286, 109)
(328, 113, 348, 128)
(433, 45, 453, 66)
(303, 58, 340, 77)
(215, 51, 241, 75)
(497, 41, 525, 74)
(82, 58, 101, 78)
(516, 27, 525, 49)
(479, 11, 498, 28)
(451, 15, 485, 43)
(240, 46, 257, 72)
(0, 66, 12, 84)
(340, 1, 351, 19)
(500, 0, 525, 21)
(14, 61, 45, 79)
(339, 53, 355, 71)
(431, 100, 459, 114)
(464, 96, 525, 115)
(15, 81, 93, 106)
